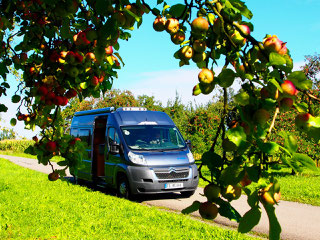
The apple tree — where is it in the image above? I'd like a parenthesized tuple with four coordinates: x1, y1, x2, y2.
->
(0, 0, 319, 239)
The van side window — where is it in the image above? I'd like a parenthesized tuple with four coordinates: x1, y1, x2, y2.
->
(79, 129, 91, 148)
(70, 128, 78, 137)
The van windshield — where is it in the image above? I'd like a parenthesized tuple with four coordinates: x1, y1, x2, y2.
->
(121, 125, 186, 151)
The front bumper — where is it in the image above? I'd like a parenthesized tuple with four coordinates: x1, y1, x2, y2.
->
(126, 164, 199, 195)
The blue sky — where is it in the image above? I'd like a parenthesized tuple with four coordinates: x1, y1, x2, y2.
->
(1, 0, 320, 138)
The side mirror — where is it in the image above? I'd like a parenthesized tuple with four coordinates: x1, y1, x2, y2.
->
(110, 141, 120, 155)
(186, 140, 192, 150)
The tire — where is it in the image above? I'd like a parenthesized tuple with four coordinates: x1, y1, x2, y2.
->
(180, 190, 195, 198)
(117, 176, 132, 200)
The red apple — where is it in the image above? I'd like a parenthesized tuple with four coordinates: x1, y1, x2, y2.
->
(191, 17, 209, 35)
(295, 113, 314, 132)
(171, 31, 185, 45)
(193, 40, 206, 53)
(281, 80, 296, 97)
(105, 46, 113, 55)
(165, 18, 179, 34)
(46, 141, 57, 152)
(153, 16, 166, 32)
(199, 202, 219, 220)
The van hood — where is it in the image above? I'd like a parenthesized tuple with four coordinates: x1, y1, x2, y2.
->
(136, 150, 190, 166)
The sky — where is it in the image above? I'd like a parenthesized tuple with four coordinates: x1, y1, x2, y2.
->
(1, 0, 320, 138)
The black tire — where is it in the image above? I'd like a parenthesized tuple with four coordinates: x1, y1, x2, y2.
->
(117, 176, 132, 200)
(180, 190, 195, 198)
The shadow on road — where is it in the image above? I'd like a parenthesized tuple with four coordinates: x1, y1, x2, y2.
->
(63, 176, 189, 203)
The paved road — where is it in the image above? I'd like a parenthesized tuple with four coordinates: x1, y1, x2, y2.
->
(2, 154, 320, 240)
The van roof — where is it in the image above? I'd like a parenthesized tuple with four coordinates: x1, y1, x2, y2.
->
(114, 110, 174, 126)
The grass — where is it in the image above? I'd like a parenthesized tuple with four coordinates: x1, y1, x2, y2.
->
(0, 158, 258, 240)
(0, 150, 63, 162)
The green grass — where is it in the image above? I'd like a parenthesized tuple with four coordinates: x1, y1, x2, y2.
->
(0, 150, 63, 162)
(0, 158, 257, 240)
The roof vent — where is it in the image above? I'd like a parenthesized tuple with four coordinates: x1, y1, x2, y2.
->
(116, 107, 147, 111)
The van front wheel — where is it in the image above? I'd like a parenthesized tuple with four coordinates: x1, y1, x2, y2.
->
(117, 176, 132, 200)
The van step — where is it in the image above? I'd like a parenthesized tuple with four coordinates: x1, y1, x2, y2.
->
(95, 176, 106, 187)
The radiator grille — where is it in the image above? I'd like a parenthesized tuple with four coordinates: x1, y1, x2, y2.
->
(154, 167, 189, 180)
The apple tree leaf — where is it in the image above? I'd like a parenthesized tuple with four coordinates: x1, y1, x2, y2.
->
(201, 151, 223, 169)
(257, 140, 280, 155)
(287, 71, 313, 90)
(234, 90, 250, 106)
(216, 198, 241, 222)
(292, 153, 318, 172)
(238, 207, 262, 233)
(226, 126, 246, 147)
(280, 132, 298, 154)
(169, 4, 187, 18)
(182, 201, 201, 215)
(269, 52, 286, 66)
(263, 204, 281, 240)
(220, 164, 243, 185)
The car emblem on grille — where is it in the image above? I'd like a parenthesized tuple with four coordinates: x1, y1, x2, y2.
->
(168, 167, 177, 173)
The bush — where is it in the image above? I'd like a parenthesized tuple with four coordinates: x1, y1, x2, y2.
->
(0, 139, 34, 152)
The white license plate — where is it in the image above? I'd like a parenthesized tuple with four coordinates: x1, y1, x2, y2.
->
(164, 182, 183, 189)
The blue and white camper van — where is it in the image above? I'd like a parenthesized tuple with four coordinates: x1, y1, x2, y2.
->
(70, 107, 198, 199)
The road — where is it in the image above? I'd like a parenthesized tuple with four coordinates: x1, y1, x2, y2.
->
(1, 154, 320, 240)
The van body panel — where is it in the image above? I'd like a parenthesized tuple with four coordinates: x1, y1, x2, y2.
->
(70, 107, 199, 196)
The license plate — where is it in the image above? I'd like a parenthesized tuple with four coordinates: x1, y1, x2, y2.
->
(164, 182, 183, 189)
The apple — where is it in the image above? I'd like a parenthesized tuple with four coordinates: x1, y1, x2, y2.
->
(68, 66, 79, 78)
(70, 137, 81, 145)
(74, 52, 84, 63)
(65, 89, 77, 99)
(32, 136, 39, 142)
(260, 87, 270, 99)
(179, 46, 194, 60)
(260, 183, 281, 205)
(65, 51, 77, 64)
(192, 52, 206, 63)
(222, 185, 242, 201)
(46, 92, 56, 100)
(281, 80, 297, 97)
(53, 96, 64, 106)
(46, 141, 57, 152)
(85, 52, 96, 62)
(193, 40, 206, 53)
(114, 11, 126, 27)
(38, 85, 48, 96)
(85, 28, 98, 42)
(191, 17, 209, 35)
(105, 46, 113, 55)
(295, 113, 315, 132)
(153, 16, 166, 32)
(192, 84, 202, 96)
(199, 82, 215, 95)
(230, 30, 246, 46)
(198, 68, 214, 85)
(280, 97, 294, 111)
(199, 201, 219, 220)
(165, 18, 179, 34)
(263, 35, 287, 55)
(20, 52, 28, 63)
(253, 108, 270, 126)
(204, 184, 221, 202)
(60, 96, 68, 106)
(171, 31, 185, 45)
(48, 171, 59, 181)
(12, 55, 20, 65)
(91, 76, 99, 86)
(240, 172, 252, 187)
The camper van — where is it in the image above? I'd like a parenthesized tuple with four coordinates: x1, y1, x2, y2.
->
(69, 107, 199, 199)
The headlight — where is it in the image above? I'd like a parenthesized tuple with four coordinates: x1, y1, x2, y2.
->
(187, 152, 195, 163)
(128, 151, 147, 165)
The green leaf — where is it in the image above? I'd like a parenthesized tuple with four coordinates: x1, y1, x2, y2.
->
(168, 4, 187, 18)
(287, 71, 312, 90)
(79, 82, 88, 89)
(226, 126, 246, 147)
(11, 95, 21, 103)
(263, 204, 281, 240)
(294, 102, 308, 113)
(246, 189, 259, 208)
(220, 164, 243, 185)
(234, 90, 250, 106)
(282, 132, 297, 154)
(10, 118, 17, 126)
(201, 151, 223, 169)
(0, 62, 9, 75)
(218, 68, 236, 88)
(238, 207, 262, 233)
(292, 153, 318, 172)
(0, 104, 8, 112)
(228, 0, 253, 19)
(182, 201, 201, 214)
(257, 140, 279, 155)
(269, 52, 286, 66)
(216, 198, 241, 222)
(57, 161, 68, 166)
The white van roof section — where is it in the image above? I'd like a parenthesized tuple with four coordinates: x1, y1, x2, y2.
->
(115, 110, 175, 126)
